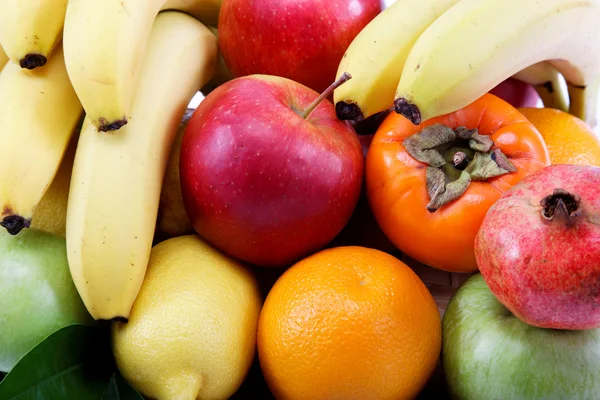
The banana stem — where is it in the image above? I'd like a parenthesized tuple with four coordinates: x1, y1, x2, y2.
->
(568, 79, 600, 137)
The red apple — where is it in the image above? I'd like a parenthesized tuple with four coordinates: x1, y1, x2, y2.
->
(489, 78, 542, 109)
(180, 74, 364, 268)
(217, 0, 382, 94)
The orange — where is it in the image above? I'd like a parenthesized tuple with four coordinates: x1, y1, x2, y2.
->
(257, 246, 442, 400)
(519, 107, 600, 166)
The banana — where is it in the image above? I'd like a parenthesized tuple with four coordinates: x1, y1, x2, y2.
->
(394, 0, 600, 129)
(202, 26, 234, 95)
(0, 45, 8, 68)
(513, 62, 569, 112)
(164, 0, 222, 27)
(568, 78, 600, 136)
(63, 0, 222, 133)
(0, 0, 67, 70)
(333, 0, 462, 122)
(66, 11, 218, 321)
(0, 43, 82, 236)
(31, 128, 80, 238)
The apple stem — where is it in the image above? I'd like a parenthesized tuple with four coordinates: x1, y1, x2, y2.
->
(301, 72, 352, 119)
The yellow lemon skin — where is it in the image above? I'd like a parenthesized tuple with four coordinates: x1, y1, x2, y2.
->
(111, 234, 263, 400)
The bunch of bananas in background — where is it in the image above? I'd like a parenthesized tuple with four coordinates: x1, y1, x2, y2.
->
(0, 0, 220, 321)
(335, 0, 600, 131)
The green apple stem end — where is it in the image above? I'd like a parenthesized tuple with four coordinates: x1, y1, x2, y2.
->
(299, 72, 352, 120)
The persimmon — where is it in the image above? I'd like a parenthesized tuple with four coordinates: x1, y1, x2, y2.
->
(366, 94, 550, 273)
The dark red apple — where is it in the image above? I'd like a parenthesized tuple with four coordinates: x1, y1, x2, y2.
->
(475, 164, 600, 330)
(489, 78, 542, 109)
(180, 74, 364, 268)
(217, 0, 382, 94)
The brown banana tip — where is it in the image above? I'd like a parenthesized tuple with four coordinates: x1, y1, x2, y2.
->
(98, 316, 129, 325)
(394, 98, 421, 125)
(0, 215, 31, 235)
(335, 101, 364, 121)
(98, 118, 128, 133)
(19, 54, 47, 70)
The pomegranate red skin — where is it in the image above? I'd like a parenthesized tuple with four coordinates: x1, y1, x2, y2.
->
(180, 76, 364, 268)
(475, 164, 600, 330)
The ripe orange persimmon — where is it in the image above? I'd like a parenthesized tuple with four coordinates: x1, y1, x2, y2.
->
(366, 94, 550, 273)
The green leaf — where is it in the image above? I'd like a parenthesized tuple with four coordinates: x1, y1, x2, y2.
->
(102, 373, 144, 400)
(102, 375, 119, 400)
(0, 323, 115, 400)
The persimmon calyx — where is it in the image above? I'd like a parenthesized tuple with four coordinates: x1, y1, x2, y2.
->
(402, 124, 517, 212)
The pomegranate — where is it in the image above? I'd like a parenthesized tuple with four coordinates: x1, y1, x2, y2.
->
(474, 164, 600, 330)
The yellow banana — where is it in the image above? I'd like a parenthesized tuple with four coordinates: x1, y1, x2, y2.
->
(31, 129, 80, 238)
(568, 78, 600, 136)
(333, 0, 462, 121)
(164, 0, 222, 26)
(394, 0, 600, 128)
(63, 0, 222, 132)
(0, 44, 82, 235)
(513, 62, 569, 112)
(66, 11, 218, 321)
(202, 26, 234, 95)
(0, 0, 67, 69)
(0, 45, 8, 68)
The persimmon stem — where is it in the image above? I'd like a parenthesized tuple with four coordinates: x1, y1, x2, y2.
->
(452, 151, 468, 167)
(301, 72, 352, 120)
(403, 124, 517, 212)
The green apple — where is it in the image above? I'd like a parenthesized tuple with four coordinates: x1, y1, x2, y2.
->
(442, 274, 600, 400)
(0, 228, 92, 372)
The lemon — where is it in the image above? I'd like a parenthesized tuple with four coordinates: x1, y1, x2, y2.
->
(111, 234, 262, 400)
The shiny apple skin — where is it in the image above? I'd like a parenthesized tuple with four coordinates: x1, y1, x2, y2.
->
(180, 75, 364, 267)
(218, 0, 382, 93)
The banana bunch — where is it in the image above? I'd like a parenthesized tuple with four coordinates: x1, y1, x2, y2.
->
(335, 0, 600, 133)
(0, 43, 82, 235)
(0, 45, 8, 67)
(63, 0, 222, 132)
(66, 11, 218, 321)
(0, 0, 220, 321)
(0, 0, 67, 69)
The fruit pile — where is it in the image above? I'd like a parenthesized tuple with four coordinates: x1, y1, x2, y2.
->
(0, 0, 600, 399)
